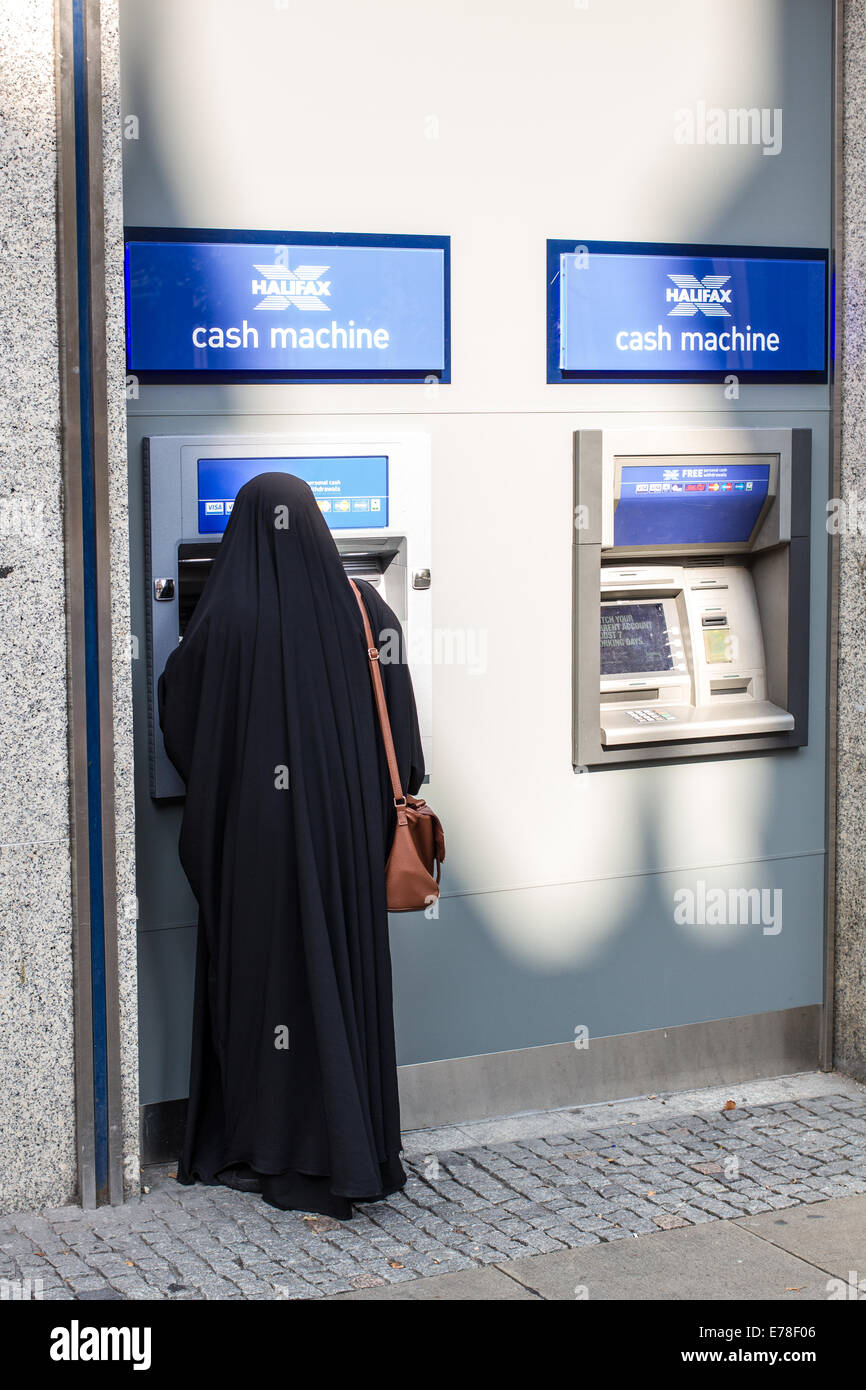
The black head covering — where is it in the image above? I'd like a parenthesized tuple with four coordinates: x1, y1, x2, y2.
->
(158, 470, 424, 1217)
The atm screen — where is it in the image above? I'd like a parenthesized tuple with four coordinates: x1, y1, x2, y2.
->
(614, 461, 771, 546)
(196, 455, 389, 534)
(601, 601, 674, 676)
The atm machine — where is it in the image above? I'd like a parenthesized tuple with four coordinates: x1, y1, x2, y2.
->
(144, 433, 432, 798)
(573, 427, 811, 768)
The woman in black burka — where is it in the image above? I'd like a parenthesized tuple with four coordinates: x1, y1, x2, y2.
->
(158, 471, 425, 1219)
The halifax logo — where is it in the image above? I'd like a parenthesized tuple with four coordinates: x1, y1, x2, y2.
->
(666, 273, 732, 318)
(251, 261, 332, 311)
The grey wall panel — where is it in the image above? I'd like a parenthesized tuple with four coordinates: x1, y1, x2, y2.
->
(138, 851, 823, 1105)
(137, 925, 197, 1106)
(390, 853, 824, 1066)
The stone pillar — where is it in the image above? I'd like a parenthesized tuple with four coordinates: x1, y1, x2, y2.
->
(100, 0, 139, 1203)
(0, 0, 137, 1213)
(835, 1, 866, 1080)
(0, 0, 77, 1211)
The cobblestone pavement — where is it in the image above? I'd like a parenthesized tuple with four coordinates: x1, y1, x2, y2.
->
(2, 1073, 866, 1300)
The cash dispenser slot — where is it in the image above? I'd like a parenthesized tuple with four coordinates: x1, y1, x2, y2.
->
(333, 541, 402, 597)
(337, 551, 392, 580)
(177, 542, 219, 637)
(710, 678, 752, 697)
(601, 687, 661, 703)
(175, 539, 403, 638)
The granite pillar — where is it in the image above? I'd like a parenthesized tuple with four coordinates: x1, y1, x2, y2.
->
(0, 0, 137, 1213)
(835, 0, 866, 1079)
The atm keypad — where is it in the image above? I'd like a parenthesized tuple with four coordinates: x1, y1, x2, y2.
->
(626, 708, 677, 723)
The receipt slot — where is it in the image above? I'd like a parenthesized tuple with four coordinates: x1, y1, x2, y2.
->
(145, 434, 432, 797)
(573, 427, 811, 767)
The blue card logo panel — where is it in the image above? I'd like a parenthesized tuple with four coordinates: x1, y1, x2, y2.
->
(197, 456, 389, 534)
(614, 462, 771, 547)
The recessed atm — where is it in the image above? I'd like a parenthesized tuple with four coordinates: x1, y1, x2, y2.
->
(145, 433, 432, 797)
(573, 427, 811, 767)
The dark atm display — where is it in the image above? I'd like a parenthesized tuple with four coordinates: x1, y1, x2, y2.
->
(614, 462, 771, 547)
(601, 601, 674, 676)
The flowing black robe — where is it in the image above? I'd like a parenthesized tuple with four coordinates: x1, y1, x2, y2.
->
(157, 471, 424, 1219)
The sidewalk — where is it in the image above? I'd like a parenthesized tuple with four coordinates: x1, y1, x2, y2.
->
(2, 1070, 865, 1301)
(332, 1193, 866, 1300)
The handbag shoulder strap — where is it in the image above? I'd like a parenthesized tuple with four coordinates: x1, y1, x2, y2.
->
(350, 580, 407, 810)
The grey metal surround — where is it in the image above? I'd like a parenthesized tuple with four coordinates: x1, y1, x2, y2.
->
(573, 428, 812, 769)
(396, 1006, 820, 1131)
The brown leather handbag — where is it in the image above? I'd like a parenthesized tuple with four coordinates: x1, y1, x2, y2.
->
(351, 581, 445, 912)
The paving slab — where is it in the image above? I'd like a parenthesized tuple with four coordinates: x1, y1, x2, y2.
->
(332, 1264, 540, 1300)
(736, 1193, 866, 1287)
(401, 1126, 472, 1158)
(495, 1221, 829, 1301)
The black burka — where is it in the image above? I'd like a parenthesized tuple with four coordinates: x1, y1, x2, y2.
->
(157, 472, 424, 1219)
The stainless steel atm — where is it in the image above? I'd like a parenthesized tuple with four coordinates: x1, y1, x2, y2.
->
(144, 432, 432, 797)
(573, 427, 811, 767)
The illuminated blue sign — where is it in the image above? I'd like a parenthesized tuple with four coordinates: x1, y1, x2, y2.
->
(197, 456, 390, 534)
(615, 462, 771, 546)
(547, 241, 828, 383)
(125, 229, 449, 382)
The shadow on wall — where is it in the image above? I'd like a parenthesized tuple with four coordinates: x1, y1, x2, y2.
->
(390, 749, 823, 1067)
